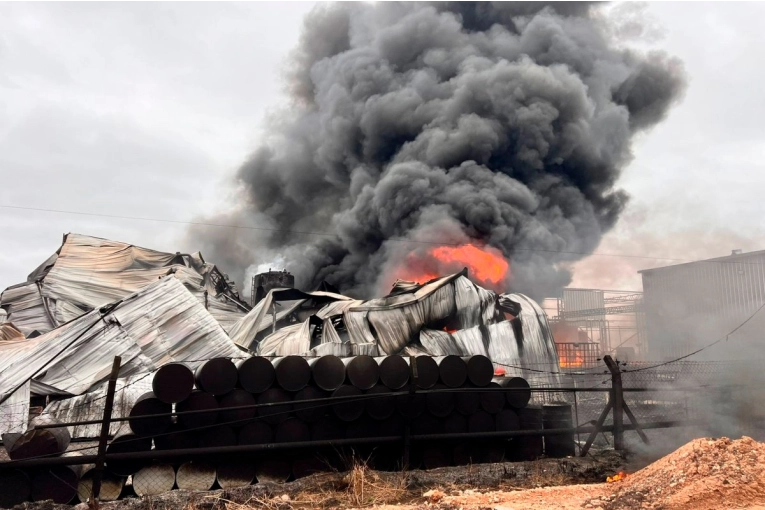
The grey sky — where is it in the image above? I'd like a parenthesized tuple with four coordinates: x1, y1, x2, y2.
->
(1, 2, 763, 296)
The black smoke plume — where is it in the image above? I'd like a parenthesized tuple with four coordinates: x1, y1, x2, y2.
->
(191, 2, 685, 299)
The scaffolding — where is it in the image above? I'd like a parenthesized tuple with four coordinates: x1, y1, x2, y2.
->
(545, 288, 647, 368)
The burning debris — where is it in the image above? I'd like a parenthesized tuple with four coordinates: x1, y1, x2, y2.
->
(0, 233, 563, 436)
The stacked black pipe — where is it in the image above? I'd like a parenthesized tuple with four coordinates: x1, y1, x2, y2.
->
(0, 354, 567, 505)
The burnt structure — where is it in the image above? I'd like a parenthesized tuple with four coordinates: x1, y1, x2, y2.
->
(251, 270, 294, 306)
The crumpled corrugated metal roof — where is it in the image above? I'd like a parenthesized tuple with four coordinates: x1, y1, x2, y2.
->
(0, 323, 24, 343)
(44, 372, 154, 438)
(0, 276, 243, 401)
(0, 233, 250, 336)
(229, 287, 352, 351)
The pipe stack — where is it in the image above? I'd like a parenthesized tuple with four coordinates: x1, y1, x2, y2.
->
(0, 355, 544, 506)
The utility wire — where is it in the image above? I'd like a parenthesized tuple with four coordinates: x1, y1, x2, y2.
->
(0, 204, 717, 263)
(623, 301, 765, 373)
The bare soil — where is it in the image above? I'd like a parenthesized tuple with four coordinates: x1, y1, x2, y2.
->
(18, 437, 765, 510)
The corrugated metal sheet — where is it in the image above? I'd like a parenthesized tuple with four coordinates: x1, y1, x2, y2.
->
(228, 288, 352, 351)
(504, 293, 562, 387)
(44, 372, 154, 438)
(420, 328, 463, 356)
(0, 323, 24, 342)
(257, 321, 312, 356)
(0, 382, 30, 434)
(640, 250, 765, 360)
(562, 289, 605, 319)
(0, 283, 55, 335)
(0, 276, 242, 402)
(0, 233, 250, 336)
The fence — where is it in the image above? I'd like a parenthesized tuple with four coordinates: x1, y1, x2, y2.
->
(0, 354, 761, 506)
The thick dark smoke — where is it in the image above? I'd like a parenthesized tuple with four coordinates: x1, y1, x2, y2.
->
(191, 2, 685, 299)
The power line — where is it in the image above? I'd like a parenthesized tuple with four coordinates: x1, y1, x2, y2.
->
(0, 203, 709, 263)
(623, 300, 765, 373)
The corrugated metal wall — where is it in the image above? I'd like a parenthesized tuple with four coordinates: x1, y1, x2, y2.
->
(641, 251, 765, 360)
(562, 289, 605, 319)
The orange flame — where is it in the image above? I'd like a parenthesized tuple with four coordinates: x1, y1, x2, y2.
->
(606, 472, 628, 483)
(393, 244, 510, 291)
(559, 352, 585, 368)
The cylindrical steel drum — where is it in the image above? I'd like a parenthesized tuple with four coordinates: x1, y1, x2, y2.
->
(177, 390, 218, 430)
(129, 392, 172, 437)
(152, 363, 194, 404)
(443, 413, 468, 434)
(237, 356, 275, 393)
(395, 391, 426, 420)
(379, 414, 406, 437)
(255, 458, 292, 483)
(153, 424, 199, 451)
(239, 421, 274, 445)
(411, 413, 442, 435)
(218, 389, 257, 425)
(199, 425, 237, 448)
(365, 384, 396, 421)
(9, 415, 71, 460)
(454, 386, 480, 416)
(331, 385, 364, 422)
(176, 461, 217, 491)
(543, 403, 575, 458)
(132, 464, 176, 496)
(311, 416, 344, 441)
(425, 384, 455, 418)
(343, 356, 379, 390)
(463, 355, 494, 387)
(273, 356, 311, 392)
(77, 468, 125, 502)
(479, 382, 505, 414)
(435, 356, 467, 388)
(345, 417, 379, 440)
(308, 355, 346, 391)
(195, 358, 238, 396)
(217, 461, 256, 489)
(499, 377, 531, 409)
(405, 356, 439, 389)
(31, 465, 82, 504)
(293, 386, 328, 423)
(105, 433, 152, 476)
(275, 418, 310, 443)
(292, 456, 328, 479)
(496, 408, 520, 432)
(257, 388, 293, 425)
(468, 410, 495, 433)
(376, 356, 409, 390)
(0, 469, 30, 508)
(515, 405, 543, 461)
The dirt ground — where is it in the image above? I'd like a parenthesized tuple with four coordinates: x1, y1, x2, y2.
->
(18, 437, 765, 510)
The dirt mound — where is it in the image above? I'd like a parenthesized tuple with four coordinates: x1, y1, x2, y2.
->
(604, 436, 765, 510)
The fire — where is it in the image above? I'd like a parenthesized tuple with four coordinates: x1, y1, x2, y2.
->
(559, 352, 585, 368)
(606, 472, 628, 483)
(392, 244, 510, 291)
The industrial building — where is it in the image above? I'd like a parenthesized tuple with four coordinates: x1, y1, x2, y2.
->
(640, 249, 765, 361)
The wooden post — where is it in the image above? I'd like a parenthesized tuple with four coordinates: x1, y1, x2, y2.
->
(90, 356, 122, 508)
(603, 355, 624, 451)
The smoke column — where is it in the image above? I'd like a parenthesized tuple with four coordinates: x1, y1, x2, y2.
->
(192, 2, 685, 299)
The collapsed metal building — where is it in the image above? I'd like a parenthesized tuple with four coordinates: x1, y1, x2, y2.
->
(0, 233, 562, 436)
